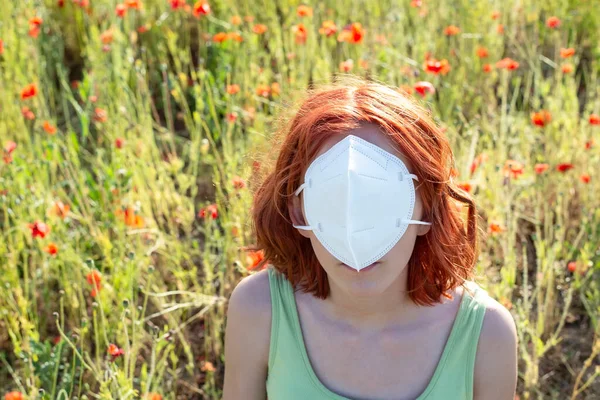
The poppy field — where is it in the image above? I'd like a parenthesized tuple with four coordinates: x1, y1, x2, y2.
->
(1, 0, 600, 399)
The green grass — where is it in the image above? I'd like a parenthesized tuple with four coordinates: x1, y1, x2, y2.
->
(1, 0, 599, 399)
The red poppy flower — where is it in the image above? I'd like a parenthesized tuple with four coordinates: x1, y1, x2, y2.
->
(227, 32, 243, 42)
(86, 270, 101, 286)
(226, 84, 240, 95)
(339, 59, 354, 72)
(488, 221, 506, 234)
(444, 25, 460, 36)
(297, 5, 313, 17)
(476, 46, 488, 58)
(534, 163, 549, 174)
(144, 393, 163, 400)
(293, 23, 308, 44)
(567, 261, 576, 273)
(227, 112, 237, 123)
(4, 141, 17, 154)
(86, 270, 102, 296)
(108, 343, 125, 361)
(491, 11, 501, 20)
(28, 17, 43, 38)
(100, 30, 114, 45)
(561, 63, 573, 74)
(193, 1, 211, 18)
(252, 24, 268, 34)
(496, 57, 519, 70)
(337, 22, 364, 44)
(531, 110, 552, 127)
(482, 64, 493, 73)
(232, 176, 246, 189)
(28, 221, 50, 238)
(423, 58, 451, 75)
(457, 181, 473, 193)
(0, 39, 4, 55)
(93, 108, 108, 123)
(546, 16, 561, 29)
(20, 83, 38, 100)
(115, 137, 125, 149)
(48, 201, 70, 219)
(30, 17, 43, 27)
(252, 160, 261, 174)
(44, 243, 59, 255)
(170, 0, 186, 10)
(246, 249, 266, 270)
(200, 360, 216, 372)
(580, 174, 591, 184)
(255, 84, 270, 97)
(43, 121, 57, 135)
(73, 0, 90, 7)
(503, 160, 524, 179)
(198, 203, 218, 219)
(414, 81, 435, 97)
(115, 207, 144, 227)
(556, 163, 574, 173)
(589, 113, 600, 125)
(212, 32, 228, 43)
(125, 0, 142, 9)
(470, 153, 488, 176)
(585, 139, 594, 150)
(21, 106, 35, 120)
(4, 392, 24, 400)
(116, 4, 127, 17)
(560, 48, 575, 58)
(318, 20, 337, 37)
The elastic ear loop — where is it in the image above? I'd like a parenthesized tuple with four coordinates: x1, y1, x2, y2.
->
(292, 178, 315, 230)
(292, 172, 433, 230)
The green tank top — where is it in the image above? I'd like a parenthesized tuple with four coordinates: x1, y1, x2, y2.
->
(266, 266, 488, 400)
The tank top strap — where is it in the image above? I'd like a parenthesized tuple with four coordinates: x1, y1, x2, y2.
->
(429, 280, 488, 398)
(267, 266, 301, 371)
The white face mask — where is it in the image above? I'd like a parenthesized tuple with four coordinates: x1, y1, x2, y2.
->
(292, 134, 432, 271)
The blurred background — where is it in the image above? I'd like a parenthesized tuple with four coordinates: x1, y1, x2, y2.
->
(1, 0, 599, 399)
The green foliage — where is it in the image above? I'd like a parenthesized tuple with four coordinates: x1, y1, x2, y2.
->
(0, 0, 599, 399)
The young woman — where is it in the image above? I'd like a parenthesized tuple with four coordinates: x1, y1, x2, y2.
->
(222, 77, 518, 400)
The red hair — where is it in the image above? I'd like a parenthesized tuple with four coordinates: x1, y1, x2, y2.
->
(242, 75, 483, 305)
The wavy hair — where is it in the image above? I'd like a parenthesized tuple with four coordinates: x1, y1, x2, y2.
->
(242, 75, 483, 305)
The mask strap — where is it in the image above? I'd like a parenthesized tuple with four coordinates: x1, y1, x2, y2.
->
(400, 172, 419, 181)
(399, 218, 433, 226)
(293, 178, 312, 197)
(401, 174, 431, 225)
(293, 224, 313, 230)
(293, 181, 313, 230)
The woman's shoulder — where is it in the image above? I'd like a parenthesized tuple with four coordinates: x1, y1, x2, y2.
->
(228, 268, 273, 323)
(469, 281, 519, 398)
(224, 268, 273, 371)
(222, 268, 273, 397)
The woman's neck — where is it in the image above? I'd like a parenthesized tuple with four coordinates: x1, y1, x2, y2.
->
(318, 267, 429, 333)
